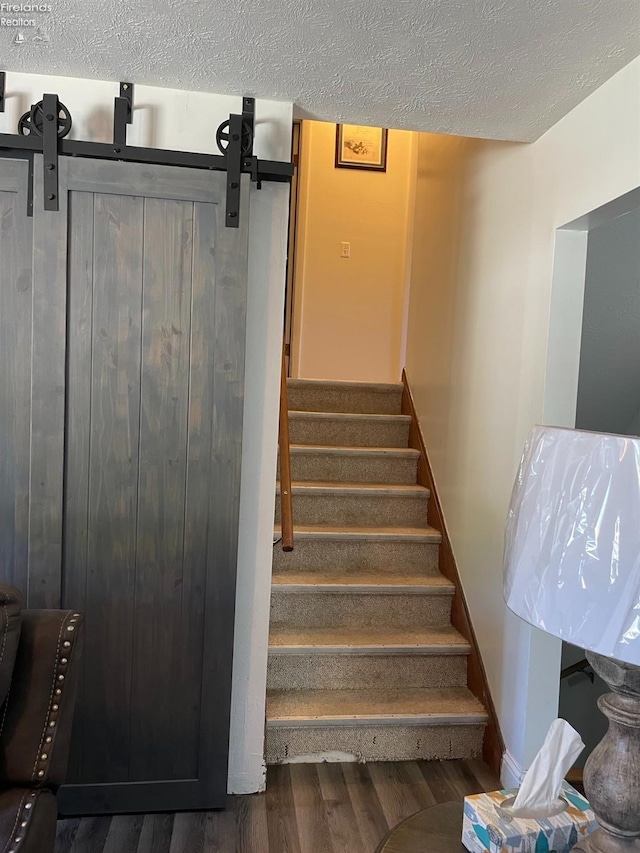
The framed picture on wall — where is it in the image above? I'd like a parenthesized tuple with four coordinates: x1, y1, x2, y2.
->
(335, 124, 388, 171)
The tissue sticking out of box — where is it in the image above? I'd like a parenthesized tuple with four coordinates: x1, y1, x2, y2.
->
(508, 719, 585, 818)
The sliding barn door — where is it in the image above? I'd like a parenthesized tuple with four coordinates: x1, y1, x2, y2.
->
(0, 156, 250, 814)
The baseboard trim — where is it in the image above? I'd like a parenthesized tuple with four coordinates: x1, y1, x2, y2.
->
(227, 765, 267, 795)
(501, 750, 525, 789)
(401, 369, 505, 780)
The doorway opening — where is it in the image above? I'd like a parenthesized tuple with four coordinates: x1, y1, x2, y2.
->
(546, 185, 640, 780)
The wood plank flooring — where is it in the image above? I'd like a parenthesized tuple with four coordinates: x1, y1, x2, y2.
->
(55, 759, 500, 852)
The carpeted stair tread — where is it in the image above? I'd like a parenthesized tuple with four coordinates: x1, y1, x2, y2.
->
(283, 445, 421, 485)
(269, 624, 470, 654)
(271, 570, 455, 593)
(267, 651, 470, 691)
(275, 523, 442, 542)
(287, 379, 404, 415)
(288, 411, 411, 447)
(266, 687, 488, 726)
(275, 484, 431, 527)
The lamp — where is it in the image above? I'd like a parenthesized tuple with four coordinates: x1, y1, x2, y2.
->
(504, 425, 640, 853)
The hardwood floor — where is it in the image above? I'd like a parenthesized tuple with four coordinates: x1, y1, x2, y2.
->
(55, 759, 500, 852)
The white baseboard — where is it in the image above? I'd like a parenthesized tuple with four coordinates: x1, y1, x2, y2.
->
(228, 765, 267, 795)
(501, 749, 525, 790)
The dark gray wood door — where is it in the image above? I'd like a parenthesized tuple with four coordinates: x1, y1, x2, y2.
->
(0, 156, 250, 814)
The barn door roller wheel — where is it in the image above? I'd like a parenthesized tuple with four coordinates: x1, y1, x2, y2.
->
(215, 118, 253, 156)
(18, 99, 72, 138)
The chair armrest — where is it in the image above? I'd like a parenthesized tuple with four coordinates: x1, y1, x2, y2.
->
(0, 610, 83, 790)
(0, 788, 57, 852)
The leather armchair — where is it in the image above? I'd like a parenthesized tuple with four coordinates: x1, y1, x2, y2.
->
(0, 585, 83, 852)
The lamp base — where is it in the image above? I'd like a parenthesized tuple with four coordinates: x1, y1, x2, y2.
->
(571, 829, 640, 853)
(574, 829, 640, 853)
(573, 653, 640, 853)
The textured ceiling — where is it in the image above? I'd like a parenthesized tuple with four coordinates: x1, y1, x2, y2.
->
(3, 0, 640, 141)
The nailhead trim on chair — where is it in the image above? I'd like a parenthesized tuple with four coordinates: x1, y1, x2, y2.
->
(30, 613, 80, 786)
(2, 790, 37, 853)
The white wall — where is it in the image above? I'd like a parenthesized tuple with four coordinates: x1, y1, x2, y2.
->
(405, 57, 640, 780)
(0, 71, 292, 794)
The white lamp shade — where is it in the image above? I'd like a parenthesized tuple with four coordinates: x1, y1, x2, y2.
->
(504, 425, 640, 665)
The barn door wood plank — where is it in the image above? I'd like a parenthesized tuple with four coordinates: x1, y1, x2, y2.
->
(82, 190, 144, 782)
(129, 197, 195, 782)
(28, 156, 69, 607)
(63, 188, 96, 782)
(0, 161, 33, 595)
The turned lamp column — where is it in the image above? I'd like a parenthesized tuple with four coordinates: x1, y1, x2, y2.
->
(574, 655, 640, 853)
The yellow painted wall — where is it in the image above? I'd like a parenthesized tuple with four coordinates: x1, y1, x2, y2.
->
(291, 121, 415, 382)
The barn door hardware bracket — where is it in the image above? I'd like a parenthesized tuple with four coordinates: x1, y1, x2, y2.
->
(241, 97, 255, 159)
(217, 97, 258, 226)
(113, 82, 133, 146)
(42, 93, 60, 211)
(0, 75, 292, 224)
(224, 113, 244, 227)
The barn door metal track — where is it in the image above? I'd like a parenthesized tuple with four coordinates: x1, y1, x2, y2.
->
(0, 73, 292, 225)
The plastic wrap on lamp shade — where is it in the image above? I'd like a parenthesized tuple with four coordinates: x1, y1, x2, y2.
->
(503, 425, 640, 666)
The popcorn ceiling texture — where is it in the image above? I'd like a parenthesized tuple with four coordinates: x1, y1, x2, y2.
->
(4, 0, 640, 141)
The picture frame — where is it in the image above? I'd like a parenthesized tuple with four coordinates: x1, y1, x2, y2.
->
(335, 124, 388, 171)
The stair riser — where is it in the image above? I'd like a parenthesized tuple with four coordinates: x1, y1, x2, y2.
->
(270, 592, 452, 629)
(279, 453, 419, 485)
(289, 417, 410, 448)
(265, 724, 485, 764)
(267, 654, 468, 690)
(272, 540, 441, 574)
(275, 493, 429, 528)
(288, 385, 403, 415)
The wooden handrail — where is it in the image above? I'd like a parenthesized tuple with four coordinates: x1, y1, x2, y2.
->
(278, 348, 294, 551)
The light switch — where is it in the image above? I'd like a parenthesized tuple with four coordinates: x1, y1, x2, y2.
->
(340, 241, 351, 259)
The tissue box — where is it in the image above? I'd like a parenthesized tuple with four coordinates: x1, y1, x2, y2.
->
(462, 783, 597, 853)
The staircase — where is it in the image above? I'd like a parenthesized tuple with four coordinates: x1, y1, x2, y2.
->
(267, 378, 488, 764)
